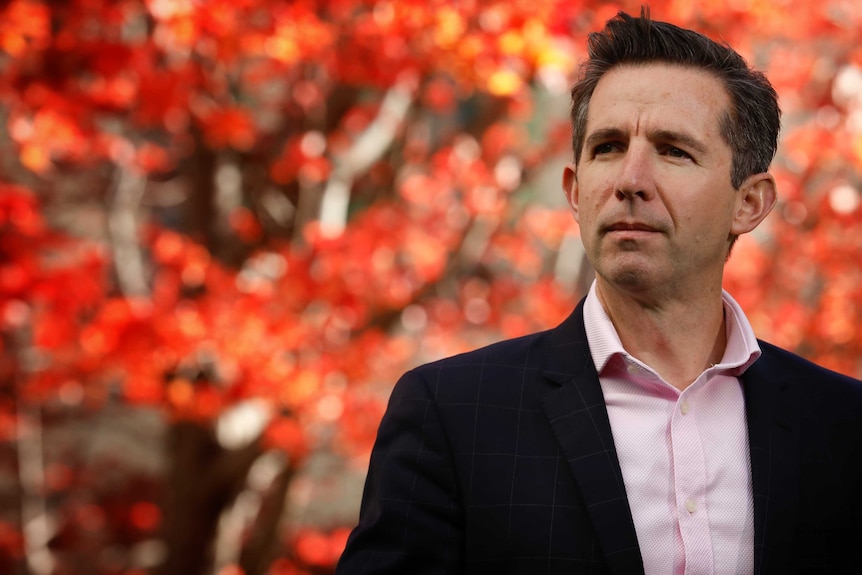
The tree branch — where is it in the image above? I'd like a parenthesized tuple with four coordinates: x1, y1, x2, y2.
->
(17, 405, 55, 575)
(108, 165, 149, 297)
(318, 73, 417, 238)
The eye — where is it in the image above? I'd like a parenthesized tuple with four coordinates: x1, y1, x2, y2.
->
(592, 142, 621, 156)
(663, 146, 692, 160)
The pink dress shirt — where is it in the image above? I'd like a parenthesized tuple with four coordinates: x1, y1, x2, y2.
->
(583, 281, 760, 575)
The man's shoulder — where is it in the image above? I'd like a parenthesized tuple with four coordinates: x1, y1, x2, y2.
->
(414, 328, 555, 374)
(756, 339, 862, 400)
(385, 329, 560, 408)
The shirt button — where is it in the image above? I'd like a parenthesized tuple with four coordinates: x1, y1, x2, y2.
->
(680, 400, 691, 415)
(626, 363, 639, 375)
(685, 499, 698, 514)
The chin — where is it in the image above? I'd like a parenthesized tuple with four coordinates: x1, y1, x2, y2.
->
(611, 270, 651, 287)
(598, 264, 659, 292)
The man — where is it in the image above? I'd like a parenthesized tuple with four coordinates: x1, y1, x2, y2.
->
(336, 10, 862, 575)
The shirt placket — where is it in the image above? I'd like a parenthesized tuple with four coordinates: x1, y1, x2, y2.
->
(670, 388, 715, 575)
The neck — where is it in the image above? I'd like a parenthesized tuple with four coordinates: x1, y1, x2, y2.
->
(595, 279, 727, 391)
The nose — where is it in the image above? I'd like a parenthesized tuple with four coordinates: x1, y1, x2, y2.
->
(614, 144, 655, 201)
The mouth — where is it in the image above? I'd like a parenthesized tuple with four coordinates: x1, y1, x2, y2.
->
(603, 221, 662, 234)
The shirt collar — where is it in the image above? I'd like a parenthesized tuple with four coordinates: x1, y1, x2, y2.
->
(583, 280, 761, 377)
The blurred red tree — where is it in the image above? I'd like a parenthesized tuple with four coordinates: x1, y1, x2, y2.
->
(0, 1, 860, 574)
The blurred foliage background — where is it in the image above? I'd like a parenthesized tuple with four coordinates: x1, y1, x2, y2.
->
(0, 0, 860, 574)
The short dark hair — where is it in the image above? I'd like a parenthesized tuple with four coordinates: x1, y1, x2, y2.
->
(570, 8, 780, 189)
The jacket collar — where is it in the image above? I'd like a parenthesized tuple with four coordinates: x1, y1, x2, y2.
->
(541, 300, 645, 575)
(742, 348, 801, 575)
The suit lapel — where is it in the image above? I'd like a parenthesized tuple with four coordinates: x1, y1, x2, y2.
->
(541, 302, 644, 575)
(743, 347, 800, 575)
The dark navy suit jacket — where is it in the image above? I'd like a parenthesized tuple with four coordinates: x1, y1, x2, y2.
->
(336, 300, 862, 574)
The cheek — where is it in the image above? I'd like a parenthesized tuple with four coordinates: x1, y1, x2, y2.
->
(574, 204, 600, 251)
(682, 198, 732, 242)
(576, 189, 607, 226)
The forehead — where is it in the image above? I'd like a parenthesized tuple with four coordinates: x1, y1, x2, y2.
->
(586, 63, 731, 139)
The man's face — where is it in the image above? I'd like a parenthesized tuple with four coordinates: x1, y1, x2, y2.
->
(564, 63, 762, 300)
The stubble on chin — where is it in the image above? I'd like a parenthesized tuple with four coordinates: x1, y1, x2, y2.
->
(600, 266, 652, 291)
(592, 247, 659, 293)
(585, 231, 648, 288)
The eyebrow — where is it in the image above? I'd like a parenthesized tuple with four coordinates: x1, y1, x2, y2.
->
(584, 128, 625, 153)
(651, 129, 708, 155)
(584, 127, 709, 156)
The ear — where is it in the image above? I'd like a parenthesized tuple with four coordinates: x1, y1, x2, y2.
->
(562, 163, 580, 222)
(730, 172, 777, 236)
